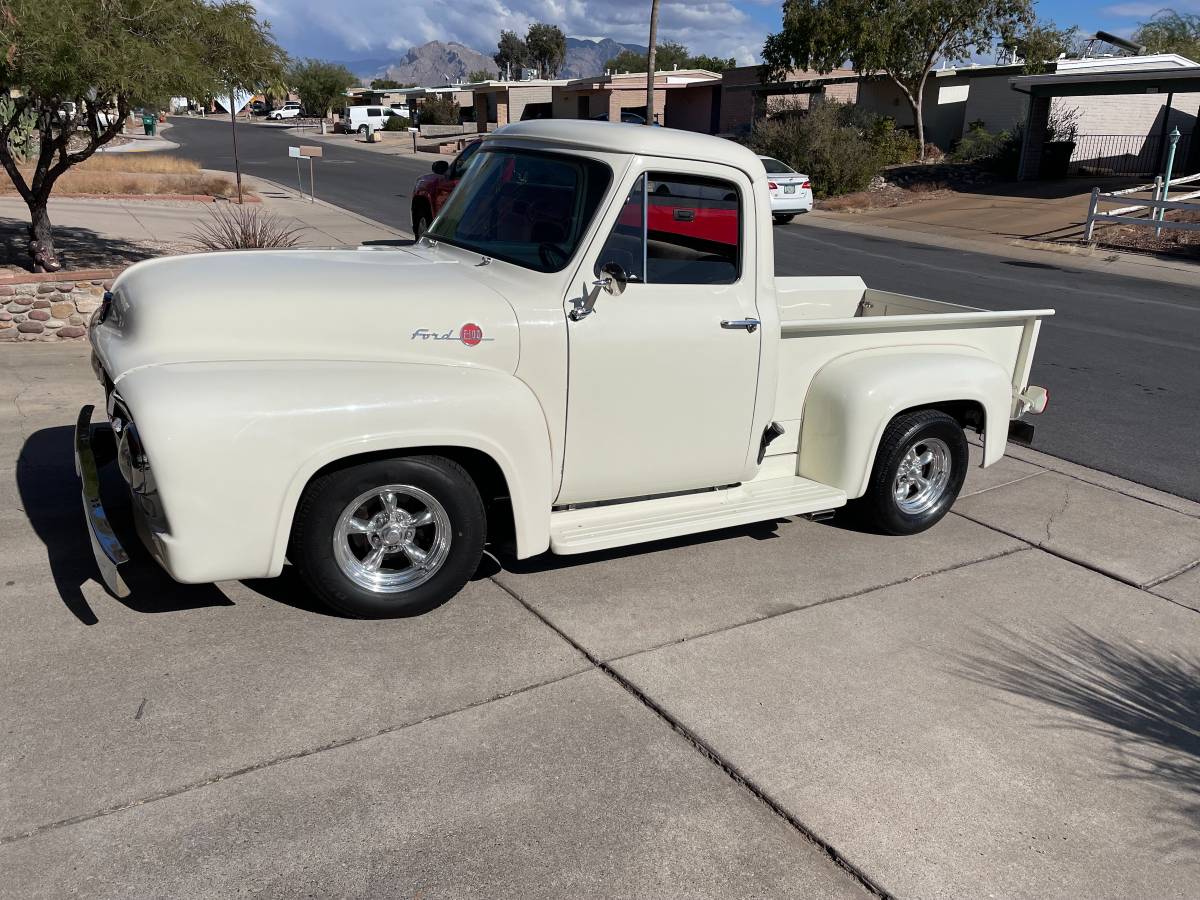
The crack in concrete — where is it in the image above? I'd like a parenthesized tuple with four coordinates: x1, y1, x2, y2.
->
(1041, 480, 1073, 548)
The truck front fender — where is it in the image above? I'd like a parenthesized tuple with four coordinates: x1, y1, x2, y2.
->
(798, 347, 1013, 499)
(117, 361, 553, 584)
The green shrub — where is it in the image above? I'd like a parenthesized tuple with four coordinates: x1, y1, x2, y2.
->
(383, 113, 410, 131)
(419, 94, 460, 126)
(867, 116, 920, 166)
(748, 102, 886, 198)
(950, 121, 1022, 176)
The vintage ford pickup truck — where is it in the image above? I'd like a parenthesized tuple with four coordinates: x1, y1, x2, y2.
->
(78, 120, 1052, 617)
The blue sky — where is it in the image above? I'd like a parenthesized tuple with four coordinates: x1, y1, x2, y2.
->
(253, 0, 1198, 68)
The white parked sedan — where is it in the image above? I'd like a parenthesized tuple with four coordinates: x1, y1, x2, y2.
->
(759, 156, 813, 223)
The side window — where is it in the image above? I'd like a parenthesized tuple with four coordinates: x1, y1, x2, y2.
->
(368, 108, 382, 117)
(450, 140, 482, 179)
(593, 175, 646, 282)
(645, 174, 740, 285)
(593, 173, 740, 286)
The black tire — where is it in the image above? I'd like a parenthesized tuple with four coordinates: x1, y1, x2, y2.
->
(851, 409, 968, 535)
(412, 206, 431, 239)
(291, 455, 485, 618)
(773, 214, 795, 224)
(358, 124, 368, 136)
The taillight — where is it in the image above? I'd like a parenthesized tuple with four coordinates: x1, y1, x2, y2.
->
(801, 180, 811, 189)
(768, 181, 778, 190)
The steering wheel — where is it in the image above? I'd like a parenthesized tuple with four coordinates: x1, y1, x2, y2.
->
(538, 242, 568, 270)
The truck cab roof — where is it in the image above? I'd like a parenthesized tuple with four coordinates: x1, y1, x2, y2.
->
(488, 119, 768, 185)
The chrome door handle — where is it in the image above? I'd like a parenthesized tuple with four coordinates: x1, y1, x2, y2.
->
(720, 318, 760, 333)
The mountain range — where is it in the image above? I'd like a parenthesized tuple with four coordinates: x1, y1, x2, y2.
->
(352, 36, 648, 86)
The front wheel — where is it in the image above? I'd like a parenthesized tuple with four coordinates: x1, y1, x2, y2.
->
(412, 207, 431, 239)
(851, 409, 968, 535)
(291, 456, 486, 618)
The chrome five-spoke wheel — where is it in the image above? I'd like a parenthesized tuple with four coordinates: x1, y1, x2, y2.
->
(333, 485, 451, 593)
(853, 409, 968, 535)
(892, 437, 951, 515)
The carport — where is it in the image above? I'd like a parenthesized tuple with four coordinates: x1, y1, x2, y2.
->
(1010, 66, 1200, 179)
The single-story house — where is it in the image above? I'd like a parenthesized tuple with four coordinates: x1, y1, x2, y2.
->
(1010, 60, 1200, 178)
(719, 65, 859, 133)
(471, 80, 566, 131)
(552, 70, 722, 131)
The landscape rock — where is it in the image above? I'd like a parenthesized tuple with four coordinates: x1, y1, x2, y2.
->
(57, 325, 86, 338)
(17, 321, 44, 333)
(27, 309, 50, 321)
(36, 283, 55, 294)
(31, 299, 51, 309)
(50, 302, 74, 319)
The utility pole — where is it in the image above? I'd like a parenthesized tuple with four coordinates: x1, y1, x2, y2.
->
(228, 84, 244, 204)
(644, 0, 659, 125)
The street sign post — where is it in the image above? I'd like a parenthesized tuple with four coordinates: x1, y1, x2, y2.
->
(288, 145, 323, 203)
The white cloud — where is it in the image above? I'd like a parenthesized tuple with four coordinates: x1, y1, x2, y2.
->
(253, 0, 765, 66)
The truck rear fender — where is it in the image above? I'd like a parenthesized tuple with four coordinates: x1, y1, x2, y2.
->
(797, 348, 1012, 499)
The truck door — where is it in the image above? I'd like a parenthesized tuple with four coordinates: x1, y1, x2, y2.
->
(558, 167, 762, 505)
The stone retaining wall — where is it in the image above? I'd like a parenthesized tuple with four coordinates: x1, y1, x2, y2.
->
(0, 268, 121, 342)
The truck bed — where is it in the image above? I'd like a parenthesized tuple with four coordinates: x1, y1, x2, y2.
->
(769, 276, 1053, 454)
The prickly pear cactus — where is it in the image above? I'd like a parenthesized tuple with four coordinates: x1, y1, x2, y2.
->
(0, 97, 38, 163)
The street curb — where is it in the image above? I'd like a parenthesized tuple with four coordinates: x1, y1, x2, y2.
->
(800, 211, 1199, 288)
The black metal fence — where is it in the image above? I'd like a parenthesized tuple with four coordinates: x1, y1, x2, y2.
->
(1067, 132, 1195, 177)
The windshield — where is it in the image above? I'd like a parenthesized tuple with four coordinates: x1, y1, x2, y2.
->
(760, 157, 794, 174)
(426, 148, 612, 273)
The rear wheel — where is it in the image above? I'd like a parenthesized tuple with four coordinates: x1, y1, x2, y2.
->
(773, 213, 795, 224)
(357, 124, 368, 136)
(291, 456, 485, 618)
(852, 409, 968, 535)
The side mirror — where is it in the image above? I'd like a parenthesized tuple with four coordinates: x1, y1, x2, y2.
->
(595, 261, 630, 296)
(432, 160, 449, 175)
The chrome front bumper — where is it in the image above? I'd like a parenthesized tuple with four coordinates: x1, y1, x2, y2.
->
(75, 404, 130, 598)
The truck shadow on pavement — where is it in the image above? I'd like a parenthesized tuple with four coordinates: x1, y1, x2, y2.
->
(950, 624, 1200, 852)
(17, 426, 233, 625)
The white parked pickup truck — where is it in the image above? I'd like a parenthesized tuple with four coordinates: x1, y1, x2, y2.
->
(78, 120, 1052, 618)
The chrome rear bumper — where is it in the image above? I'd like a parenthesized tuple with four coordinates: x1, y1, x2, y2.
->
(75, 404, 130, 598)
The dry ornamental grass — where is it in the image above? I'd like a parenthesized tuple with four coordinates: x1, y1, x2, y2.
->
(0, 154, 239, 197)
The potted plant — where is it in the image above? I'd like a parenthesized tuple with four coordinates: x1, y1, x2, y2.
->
(1041, 106, 1080, 179)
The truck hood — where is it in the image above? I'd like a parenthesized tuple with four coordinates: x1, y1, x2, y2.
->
(92, 247, 520, 382)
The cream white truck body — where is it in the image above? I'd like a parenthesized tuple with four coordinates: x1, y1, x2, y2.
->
(86, 120, 1051, 585)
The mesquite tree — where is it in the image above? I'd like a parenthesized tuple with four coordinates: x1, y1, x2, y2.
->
(0, 0, 284, 272)
(763, 0, 1032, 159)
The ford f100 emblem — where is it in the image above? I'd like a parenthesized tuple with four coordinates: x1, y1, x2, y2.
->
(411, 323, 493, 346)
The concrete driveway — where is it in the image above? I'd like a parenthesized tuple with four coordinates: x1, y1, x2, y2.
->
(2, 344, 1198, 899)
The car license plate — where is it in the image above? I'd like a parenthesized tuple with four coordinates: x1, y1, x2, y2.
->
(784, 185, 796, 194)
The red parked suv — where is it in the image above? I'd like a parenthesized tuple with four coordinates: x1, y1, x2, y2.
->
(410, 139, 482, 237)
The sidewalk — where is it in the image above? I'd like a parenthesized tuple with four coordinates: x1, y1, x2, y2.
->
(809, 178, 1200, 286)
(0, 344, 1196, 898)
(0, 175, 408, 271)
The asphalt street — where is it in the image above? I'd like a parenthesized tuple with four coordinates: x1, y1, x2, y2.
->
(167, 116, 1200, 501)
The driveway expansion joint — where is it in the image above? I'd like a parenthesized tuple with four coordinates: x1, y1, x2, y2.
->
(952, 509, 1200, 614)
(603, 543, 1030, 668)
(0, 668, 589, 848)
(489, 574, 893, 899)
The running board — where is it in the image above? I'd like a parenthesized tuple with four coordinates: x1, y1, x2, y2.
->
(549, 476, 847, 555)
